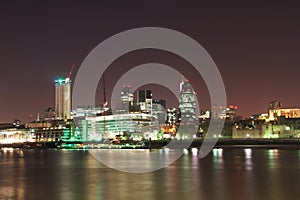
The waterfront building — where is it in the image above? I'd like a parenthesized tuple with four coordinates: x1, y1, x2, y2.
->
(79, 113, 159, 141)
(55, 78, 71, 120)
(0, 123, 30, 144)
(268, 100, 300, 121)
(232, 122, 300, 139)
(26, 120, 77, 142)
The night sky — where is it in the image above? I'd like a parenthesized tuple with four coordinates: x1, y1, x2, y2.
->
(1, 1, 300, 123)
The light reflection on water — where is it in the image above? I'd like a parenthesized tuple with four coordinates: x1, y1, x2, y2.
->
(1, 148, 300, 200)
(0, 148, 25, 200)
(212, 148, 224, 170)
(244, 148, 252, 171)
(268, 149, 279, 171)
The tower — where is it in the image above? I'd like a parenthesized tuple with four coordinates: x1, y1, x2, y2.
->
(178, 80, 197, 123)
(120, 85, 134, 113)
(152, 99, 167, 125)
(55, 77, 71, 120)
(166, 107, 177, 125)
(138, 90, 152, 114)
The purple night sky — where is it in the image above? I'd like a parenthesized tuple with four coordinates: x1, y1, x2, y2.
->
(0, 1, 300, 123)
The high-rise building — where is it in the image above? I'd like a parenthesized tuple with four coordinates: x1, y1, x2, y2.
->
(44, 107, 55, 121)
(119, 85, 134, 113)
(55, 78, 71, 120)
(178, 80, 197, 122)
(166, 107, 178, 125)
(219, 105, 238, 121)
(152, 99, 166, 125)
(138, 90, 152, 114)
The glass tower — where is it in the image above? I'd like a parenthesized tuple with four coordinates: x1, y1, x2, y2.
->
(178, 80, 197, 123)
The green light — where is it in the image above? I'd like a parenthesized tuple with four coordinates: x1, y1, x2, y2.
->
(55, 78, 64, 84)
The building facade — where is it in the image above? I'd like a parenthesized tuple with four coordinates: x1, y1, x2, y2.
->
(55, 78, 71, 120)
(152, 99, 166, 125)
(178, 80, 197, 123)
(268, 100, 300, 121)
(79, 113, 159, 141)
(117, 85, 134, 113)
(138, 90, 152, 114)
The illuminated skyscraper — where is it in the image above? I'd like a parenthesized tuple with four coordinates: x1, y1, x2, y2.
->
(166, 107, 178, 125)
(178, 80, 197, 122)
(152, 99, 166, 125)
(120, 85, 134, 113)
(138, 90, 152, 114)
(55, 78, 71, 120)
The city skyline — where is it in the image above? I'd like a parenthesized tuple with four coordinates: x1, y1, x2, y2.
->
(1, 1, 300, 122)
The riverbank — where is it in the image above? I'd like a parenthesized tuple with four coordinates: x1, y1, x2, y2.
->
(146, 138, 300, 149)
(1, 138, 300, 149)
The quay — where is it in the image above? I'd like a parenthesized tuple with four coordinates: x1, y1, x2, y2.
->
(1, 138, 300, 150)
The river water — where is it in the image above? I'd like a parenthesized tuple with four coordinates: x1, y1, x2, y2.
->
(0, 147, 300, 200)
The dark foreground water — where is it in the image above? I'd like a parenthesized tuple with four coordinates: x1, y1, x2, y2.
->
(1, 147, 300, 200)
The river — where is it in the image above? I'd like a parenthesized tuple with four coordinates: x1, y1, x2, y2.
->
(0, 147, 300, 200)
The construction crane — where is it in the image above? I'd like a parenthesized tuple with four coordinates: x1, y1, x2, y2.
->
(66, 61, 75, 79)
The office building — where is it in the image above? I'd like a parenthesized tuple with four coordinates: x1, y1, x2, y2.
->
(55, 78, 71, 120)
(152, 99, 167, 125)
(138, 90, 152, 114)
(178, 80, 197, 122)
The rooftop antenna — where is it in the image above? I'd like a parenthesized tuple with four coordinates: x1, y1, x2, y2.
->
(179, 76, 184, 92)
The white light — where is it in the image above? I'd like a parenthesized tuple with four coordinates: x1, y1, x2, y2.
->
(244, 148, 252, 159)
(217, 148, 223, 157)
(191, 148, 198, 155)
(183, 149, 189, 155)
(212, 148, 223, 157)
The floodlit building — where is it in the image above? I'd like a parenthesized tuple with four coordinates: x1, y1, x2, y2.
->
(178, 80, 197, 123)
(166, 108, 178, 125)
(199, 110, 210, 119)
(219, 105, 238, 121)
(55, 78, 71, 120)
(72, 105, 108, 118)
(138, 90, 152, 114)
(79, 113, 159, 141)
(115, 85, 137, 114)
(26, 120, 78, 142)
(120, 85, 134, 113)
(268, 100, 300, 121)
(152, 99, 166, 125)
(0, 123, 30, 144)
